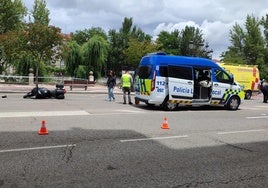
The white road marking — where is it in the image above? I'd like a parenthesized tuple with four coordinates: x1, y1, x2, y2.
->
(116, 109, 144, 113)
(0, 144, 76, 153)
(217, 129, 266, 135)
(246, 116, 268, 119)
(120, 135, 188, 142)
(0, 111, 89, 118)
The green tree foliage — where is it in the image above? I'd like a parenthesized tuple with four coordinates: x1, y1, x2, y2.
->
(81, 35, 109, 79)
(32, 0, 50, 26)
(221, 23, 245, 64)
(0, 0, 26, 73)
(0, 29, 26, 74)
(64, 27, 109, 78)
(244, 15, 264, 65)
(62, 40, 81, 77)
(72, 27, 107, 45)
(13, 54, 34, 76)
(107, 29, 122, 74)
(260, 14, 268, 79)
(124, 37, 158, 68)
(23, 23, 63, 86)
(181, 26, 205, 56)
(0, 0, 27, 34)
(222, 14, 268, 79)
(156, 30, 181, 55)
(108, 17, 152, 74)
(156, 26, 208, 57)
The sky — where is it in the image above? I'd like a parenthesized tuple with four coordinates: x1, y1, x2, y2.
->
(22, 0, 268, 60)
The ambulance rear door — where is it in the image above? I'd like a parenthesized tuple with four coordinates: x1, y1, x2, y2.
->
(168, 65, 194, 100)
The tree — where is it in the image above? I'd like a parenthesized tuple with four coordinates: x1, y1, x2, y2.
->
(221, 23, 245, 64)
(73, 27, 107, 45)
(32, 0, 50, 26)
(222, 14, 268, 79)
(0, 0, 27, 34)
(181, 26, 204, 56)
(0, 29, 26, 74)
(155, 26, 209, 57)
(124, 37, 158, 68)
(81, 35, 109, 79)
(244, 15, 264, 65)
(260, 14, 268, 80)
(156, 30, 180, 55)
(108, 17, 152, 74)
(62, 40, 81, 77)
(0, 0, 27, 73)
(66, 27, 109, 78)
(23, 23, 63, 87)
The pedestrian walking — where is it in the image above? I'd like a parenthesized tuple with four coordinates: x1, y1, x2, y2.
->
(106, 70, 116, 101)
(121, 70, 133, 104)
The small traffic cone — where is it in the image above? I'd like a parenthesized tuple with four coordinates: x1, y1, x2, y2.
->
(161, 117, 169, 129)
(38, 120, 48, 135)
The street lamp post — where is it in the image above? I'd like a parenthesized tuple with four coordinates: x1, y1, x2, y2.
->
(189, 41, 194, 56)
(189, 41, 204, 57)
(189, 41, 213, 58)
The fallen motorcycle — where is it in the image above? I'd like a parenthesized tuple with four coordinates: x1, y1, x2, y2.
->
(23, 83, 66, 99)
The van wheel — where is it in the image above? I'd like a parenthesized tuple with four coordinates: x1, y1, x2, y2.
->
(245, 90, 252, 100)
(163, 97, 177, 111)
(226, 96, 240, 110)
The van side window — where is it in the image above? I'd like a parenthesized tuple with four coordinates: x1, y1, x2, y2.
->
(159, 66, 168, 77)
(168, 66, 192, 80)
(138, 65, 152, 79)
(215, 69, 231, 83)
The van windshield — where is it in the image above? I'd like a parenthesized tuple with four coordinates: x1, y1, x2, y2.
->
(138, 65, 152, 79)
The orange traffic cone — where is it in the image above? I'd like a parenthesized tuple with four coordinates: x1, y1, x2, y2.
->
(161, 117, 169, 129)
(38, 120, 48, 135)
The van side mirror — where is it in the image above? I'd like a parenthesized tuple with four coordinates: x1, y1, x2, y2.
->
(230, 75, 234, 84)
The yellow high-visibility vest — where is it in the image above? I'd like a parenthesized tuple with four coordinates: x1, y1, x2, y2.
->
(121, 73, 131, 87)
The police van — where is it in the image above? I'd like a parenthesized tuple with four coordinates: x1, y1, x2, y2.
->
(134, 52, 245, 111)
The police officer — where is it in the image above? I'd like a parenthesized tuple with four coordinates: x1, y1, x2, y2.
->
(121, 70, 133, 104)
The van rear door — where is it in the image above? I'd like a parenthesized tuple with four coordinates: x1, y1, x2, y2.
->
(168, 65, 194, 100)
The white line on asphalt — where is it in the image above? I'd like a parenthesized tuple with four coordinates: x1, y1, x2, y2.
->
(0, 144, 76, 153)
(246, 116, 268, 119)
(120, 135, 189, 142)
(0, 111, 89, 118)
(116, 110, 145, 113)
(217, 129, 266, 135)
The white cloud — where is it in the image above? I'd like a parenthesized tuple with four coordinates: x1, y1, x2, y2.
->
(22, 0, 268, 59)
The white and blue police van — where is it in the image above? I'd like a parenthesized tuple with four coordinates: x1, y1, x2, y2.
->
(134, 52, 245, 111)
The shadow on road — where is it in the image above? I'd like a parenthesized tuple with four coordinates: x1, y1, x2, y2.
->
(0, 128, 267, 187)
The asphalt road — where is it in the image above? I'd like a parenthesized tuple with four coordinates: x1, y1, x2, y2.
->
(0, 93, 267, 188)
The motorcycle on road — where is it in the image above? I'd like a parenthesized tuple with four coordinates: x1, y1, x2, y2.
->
(23, 83, 66, 99)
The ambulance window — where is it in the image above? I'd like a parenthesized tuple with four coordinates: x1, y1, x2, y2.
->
(168, 66, 192, 80)
(138, 66, 152, 79)
(215, 69, 231, 83)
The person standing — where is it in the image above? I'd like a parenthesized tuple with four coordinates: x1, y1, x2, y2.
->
(106, 70, 116, 101)
(121, 70, 133, 104)
(260, 79, 268, 103)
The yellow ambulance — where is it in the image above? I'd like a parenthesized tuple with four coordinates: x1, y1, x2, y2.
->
(217, 63, 260, 99)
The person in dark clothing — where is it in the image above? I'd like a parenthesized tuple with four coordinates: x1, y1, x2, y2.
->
(260, 79, 268, 103)
(106, 70, 116, 101)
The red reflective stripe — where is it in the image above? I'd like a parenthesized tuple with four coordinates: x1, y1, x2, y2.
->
(253, 67, 257, 77)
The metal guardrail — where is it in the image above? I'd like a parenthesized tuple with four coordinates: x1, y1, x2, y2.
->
(0, 75, 98, 86)
(0, 75, 69, 84)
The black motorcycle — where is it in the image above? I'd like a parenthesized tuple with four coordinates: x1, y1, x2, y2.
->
(23, 83, 66, 99)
